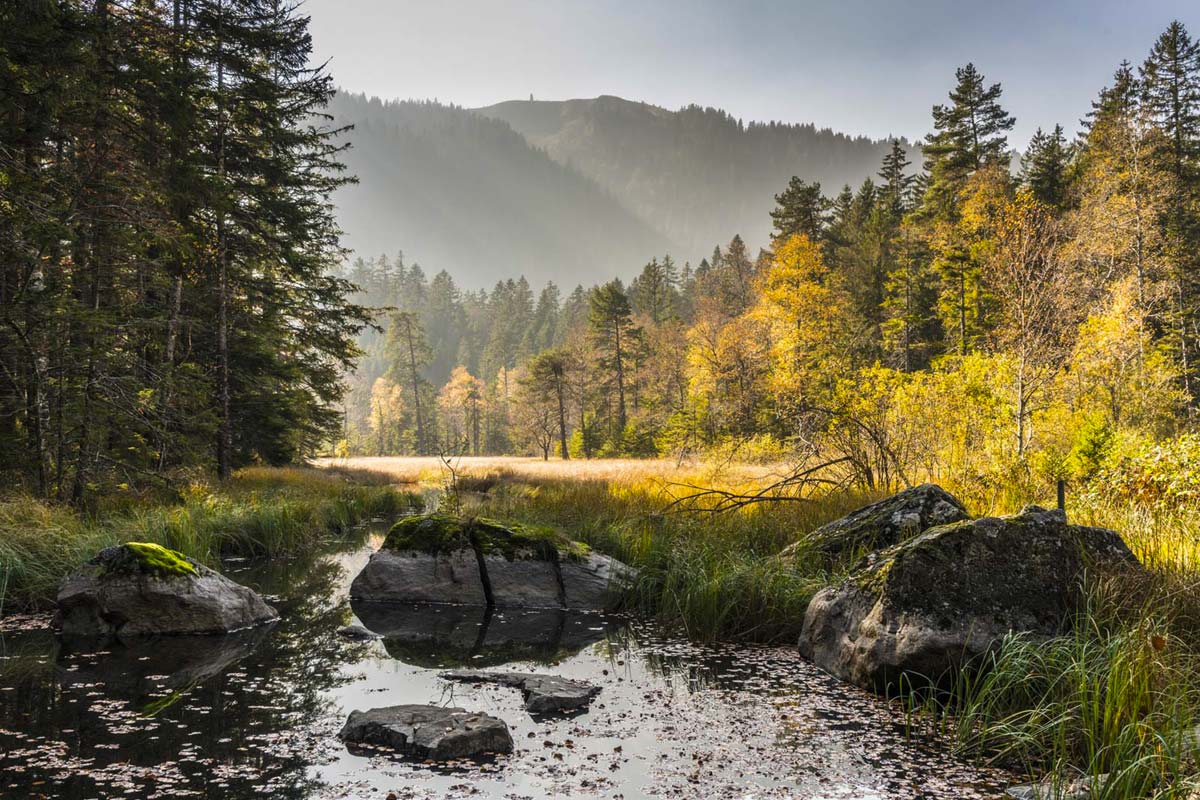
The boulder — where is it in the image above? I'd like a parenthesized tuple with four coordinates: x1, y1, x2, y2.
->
(55, 543, 279, 638)
(338, 704, 513, 760)
(441, 669, 601, 714)
(783, 483, 970, 559)
(349, 514, 635, 611)
(798, 506, 1143, 692)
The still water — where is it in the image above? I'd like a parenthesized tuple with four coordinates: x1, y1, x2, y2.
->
(0, 524, 1015, 799)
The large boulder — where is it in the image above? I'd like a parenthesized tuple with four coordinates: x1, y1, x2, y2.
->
(339, 704, 513, 760)
(349, 514, 636, 611)
(783, 483, 970, 559)
(798, 506, 1143, 692)
(55, 543, 279, 638)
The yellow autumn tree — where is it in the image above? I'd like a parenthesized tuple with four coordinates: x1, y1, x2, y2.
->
(751, 233, 855, 421)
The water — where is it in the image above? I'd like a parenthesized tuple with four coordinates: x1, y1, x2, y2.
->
(0, 525, 1016, 799)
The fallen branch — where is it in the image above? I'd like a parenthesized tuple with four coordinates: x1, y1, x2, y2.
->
(662, 456, 855, 514)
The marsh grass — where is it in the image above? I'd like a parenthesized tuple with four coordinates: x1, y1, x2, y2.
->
(451, 466, 882, 642)
(0, 465, 416, 611)
(329, 456, 1200, 793)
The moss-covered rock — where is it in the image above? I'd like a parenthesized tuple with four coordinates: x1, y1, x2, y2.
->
(381, 514, 589, 562)
(56, 544, 278, 637)
(798, 505, 1144, 693)
(354, 513, 632, 610)
(96, 542, 199, 579)
(783, 483, 970, 561)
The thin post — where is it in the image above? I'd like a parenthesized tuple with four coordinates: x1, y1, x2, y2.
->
(1056, 479, 1066, 515)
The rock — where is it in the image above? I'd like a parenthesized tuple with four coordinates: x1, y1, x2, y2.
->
(338, 704, 513, 760)
(1005, 775, 1101, 800)
(349, 514, 636, 611)
(336, 624, 382, 641)
(349, 548, 488, 606)
(55, 543, 279, 638)
(441, 669, 601, 714)
(798, 506, 1143, 692)
(783, 483, 970, 558)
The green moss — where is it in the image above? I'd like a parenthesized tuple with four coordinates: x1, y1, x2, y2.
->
(381, 514, 473, 554)
(381, 513, 590, 562)
(101, 542, 198, 578)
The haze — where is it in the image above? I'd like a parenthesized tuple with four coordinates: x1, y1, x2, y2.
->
(306, 0, 1194, 146)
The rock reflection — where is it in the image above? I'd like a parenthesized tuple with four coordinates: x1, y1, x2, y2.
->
(352, 599, 618, 667)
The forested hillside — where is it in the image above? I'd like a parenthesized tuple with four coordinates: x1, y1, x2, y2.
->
(344, 23, 1200, 506)
(478, 95, 910, 260)
(327, 92, 674, 287)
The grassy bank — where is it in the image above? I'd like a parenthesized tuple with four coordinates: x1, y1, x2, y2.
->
(342, 456, 1200, 796)
(0, 466, 417, 612)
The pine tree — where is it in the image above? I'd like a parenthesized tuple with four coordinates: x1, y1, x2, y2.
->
(1023, 125, 1072, 209)
(770, 176, 827, 242)
(921, 63, 1016, 217)
(588, 280, 639, 436)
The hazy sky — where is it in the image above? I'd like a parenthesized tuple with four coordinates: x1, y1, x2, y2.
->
(305, 0, 1195, 147)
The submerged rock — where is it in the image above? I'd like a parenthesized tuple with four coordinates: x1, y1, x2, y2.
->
(798, 506, 1143, 692)
(336, 624, 382, 641)
(338, 704, 513, 760)
(349, 513, 635, 610)
(55, 543, 279, 638)
(783, 483, 970, 558)
(441, 669, 601, 714)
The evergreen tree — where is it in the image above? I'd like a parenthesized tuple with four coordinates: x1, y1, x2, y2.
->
(588, 280, 639, 436)
(921, 63, 1016, 216)
(1023, 125, 1072, 209)
(770, 176, 827, 242)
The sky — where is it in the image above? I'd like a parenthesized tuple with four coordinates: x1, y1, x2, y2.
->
(303, 0, 1196, 148)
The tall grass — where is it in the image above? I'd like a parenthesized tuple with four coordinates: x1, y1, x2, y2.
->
(894, 498, 1200, 798)
(471, 471, 878, 642)
(0, 466, 416, 611)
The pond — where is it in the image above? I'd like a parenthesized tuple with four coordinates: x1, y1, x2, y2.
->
(0, 522, 1016, 799)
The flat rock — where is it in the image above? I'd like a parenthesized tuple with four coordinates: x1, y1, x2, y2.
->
(798, 506, 1143, 692)
(441, 669, 601, 714)
(55, 543, 279, 638)
(783, 483, 970, 559)
(338, 704, 513, 760)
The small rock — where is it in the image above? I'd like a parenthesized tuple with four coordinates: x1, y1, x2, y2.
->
(338, 704, 513, 760)
(1006, 775, 1101, 799)
(441, 669, 601, 714)
(336, 624, 382, 641)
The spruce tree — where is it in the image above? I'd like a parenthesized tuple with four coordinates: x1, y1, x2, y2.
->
(1023, 125, 1072, 209)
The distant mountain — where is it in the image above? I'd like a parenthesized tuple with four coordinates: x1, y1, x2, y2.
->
(476, 95, 913, 261)
(328, 92, 674, 289)
(329, 92, 913, 288)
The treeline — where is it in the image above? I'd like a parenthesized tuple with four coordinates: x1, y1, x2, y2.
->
(346, 20, 1200, 498)
(0, 1, 366, 502)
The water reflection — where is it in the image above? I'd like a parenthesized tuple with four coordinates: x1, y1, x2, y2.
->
(0, 527, 1017, 800)
(352, 600, 615, 668)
